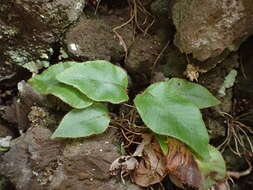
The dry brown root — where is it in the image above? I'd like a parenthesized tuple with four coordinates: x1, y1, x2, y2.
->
(218, 112, 253, 157)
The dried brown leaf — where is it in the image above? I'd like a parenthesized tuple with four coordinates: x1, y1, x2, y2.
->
(185, 64, 208, 81)
(110, 156, 138, 176)
(133, 133, 153, 157)
(130, 134, 167, 187)
(210, 181, 230, 190)
(166, 138, 202, 188)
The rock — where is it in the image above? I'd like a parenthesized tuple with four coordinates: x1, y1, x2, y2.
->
(0, 126, 61, 190)
(162, 45, 187, 78)
(51, 129, 142, 190)
(0, 124, 15, 137)
(0, 0, 86, 72)
(151, 0, 169, 18)
(172, 0, 253, 61)
(0, 126, 141, 190)
(64, 15, 134, 61)
(125, 35, 162, 73)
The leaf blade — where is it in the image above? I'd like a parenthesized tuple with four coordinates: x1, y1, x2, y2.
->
(134, 81, 209, 158)
(196, 145, 227, 190)
(28, 62, 93, 109)
(56, 60, 129, 104)
(51, 103, 110, 138)
(167, 78, 220, 109)
(155, 134, 168, 155)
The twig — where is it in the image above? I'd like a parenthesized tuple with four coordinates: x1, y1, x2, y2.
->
(228, 159, 252, 179)
(152, 39, 170, 72)
(94, 0, 101, 15)
(113, 14, 135, 61)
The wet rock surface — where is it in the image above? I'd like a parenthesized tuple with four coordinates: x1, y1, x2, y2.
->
(172, 0, 253, 61)
(0, 126, 61, 190)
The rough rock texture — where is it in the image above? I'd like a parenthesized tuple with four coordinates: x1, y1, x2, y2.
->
(172, 0, 253, 61)
(51, 129, 141, 190)
(125, 35, 162, 73)
(0, 0, 86, 73)
(0, 124, 15, 137)
(0, 127, 61, 190)
(0, 126, 141, 190)
(64, 15, 134, 61)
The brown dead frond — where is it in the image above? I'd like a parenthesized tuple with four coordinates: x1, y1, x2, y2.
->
(166, 138, 201, 188)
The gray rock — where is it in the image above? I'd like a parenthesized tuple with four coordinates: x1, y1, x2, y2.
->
(0, 0, 86, 72)
(172, 0, 253, 61)
(0, 126, 141, 190)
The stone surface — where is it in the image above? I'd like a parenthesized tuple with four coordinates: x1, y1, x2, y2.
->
(172, 0, 253, 61)
(0, 0, 86, 72)
(0, 126, 141, 190)
(64, 15, 134, 61)
(51, 129, 141, 190)
(125, 35, 162, 73)
(0, 127, 60, 190)
(0, 124, 15, 137)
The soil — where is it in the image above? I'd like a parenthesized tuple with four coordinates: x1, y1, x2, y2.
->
(0, 0, 253, 190)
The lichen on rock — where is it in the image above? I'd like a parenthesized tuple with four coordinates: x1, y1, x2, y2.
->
(0, 0, 87, 73)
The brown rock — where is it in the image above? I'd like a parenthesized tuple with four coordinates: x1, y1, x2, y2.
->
(172, 0, 253, 61)
(64, 15, 134, 61)
(0, 126, 141, 190)
(51, 129, 142, 190)
(0, 124, 15, 137)
(126, 35, 162, 73)
(0, 127, 61, 190)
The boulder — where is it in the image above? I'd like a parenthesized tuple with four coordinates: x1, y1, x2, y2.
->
(0, 0, 86, 72)
(64, 15, 134, 61)
(172, 0, 253, 61)
(0, 125, 141, 190)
